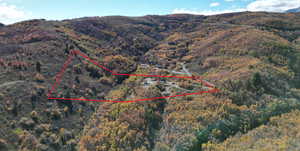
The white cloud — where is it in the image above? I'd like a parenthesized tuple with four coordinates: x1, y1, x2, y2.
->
(172, 0, 300, 16)
(225, 0, 235, 2)
(172, 8, 246, 16)
(210, 2, 220, 7)
(0, 2, 30, 24)
(247, 0, 300, 12)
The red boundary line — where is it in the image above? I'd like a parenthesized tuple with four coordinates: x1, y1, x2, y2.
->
(48, 50, 220, 103)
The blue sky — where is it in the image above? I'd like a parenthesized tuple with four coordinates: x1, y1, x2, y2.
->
(0, 0, 300, 24)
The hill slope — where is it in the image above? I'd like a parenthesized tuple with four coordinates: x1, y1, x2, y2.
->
(0, 12, 299, 151)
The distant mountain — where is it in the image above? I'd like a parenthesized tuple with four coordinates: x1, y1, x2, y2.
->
(286, 7, 300, 13)
(0, 23, 4, 27)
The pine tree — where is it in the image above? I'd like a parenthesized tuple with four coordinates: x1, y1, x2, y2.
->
(36, 61, 41, 73)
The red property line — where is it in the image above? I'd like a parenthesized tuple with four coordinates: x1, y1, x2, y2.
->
(47, 54, 74, 97)
(48, 50, 220, 103)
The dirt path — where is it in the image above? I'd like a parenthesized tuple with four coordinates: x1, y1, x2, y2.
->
(0, 80, 24, 88)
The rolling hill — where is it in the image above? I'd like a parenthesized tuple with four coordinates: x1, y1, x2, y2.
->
(0, 12, 299, 151)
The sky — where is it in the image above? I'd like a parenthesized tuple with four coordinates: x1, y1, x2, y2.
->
(0, 0, 300, 24)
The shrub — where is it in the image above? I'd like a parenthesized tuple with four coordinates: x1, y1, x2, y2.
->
(13, 128, 24, 136)
(99, 76, 113, 85)
(19, 117, 35, 129)
(178, 80, 194, 90)
(202, 57, 220, 68)
(19, 131, 39, 151)
(86, 64, 102, 79)
(59, 128, 73, 145)
(154, 143, 170, 151)
(36, 61, 41, 73)
(51, 109, 62, 120)
(73, 64, 82, 74)
(30, 111, 38, 121)
(250, 72, 262, 89)
(34, 73, 45, 83)
(0, 139, 8, 151)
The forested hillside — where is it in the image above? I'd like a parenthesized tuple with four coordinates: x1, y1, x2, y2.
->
(0, 12, 299, 151)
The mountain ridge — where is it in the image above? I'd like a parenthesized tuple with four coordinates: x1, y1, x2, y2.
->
(286, 7, 300, 13)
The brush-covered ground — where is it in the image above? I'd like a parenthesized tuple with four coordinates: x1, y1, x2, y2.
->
(0, 12, 299, 151)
